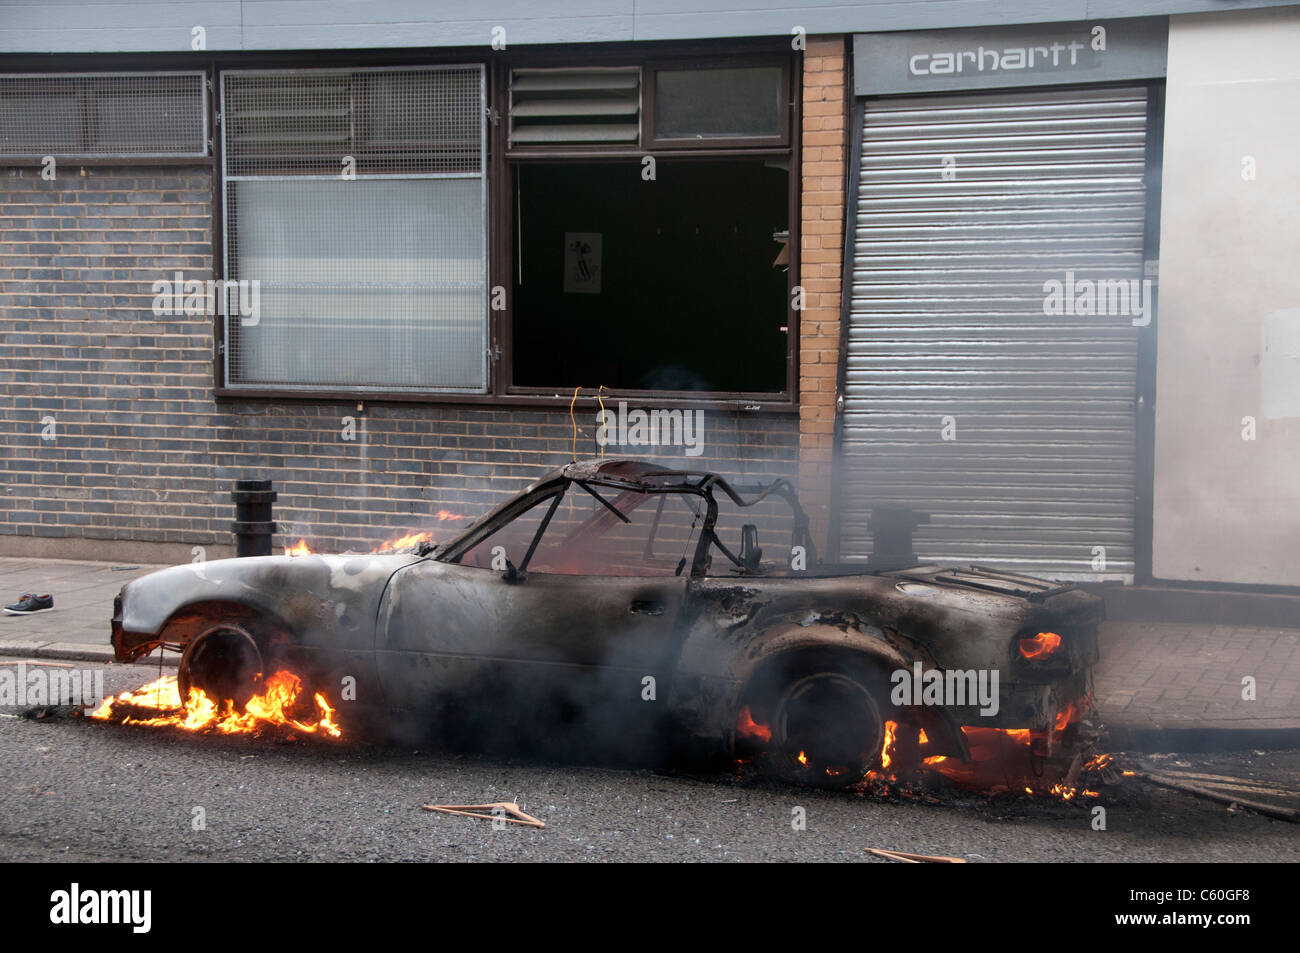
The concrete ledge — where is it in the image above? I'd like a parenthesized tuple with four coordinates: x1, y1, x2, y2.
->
(1086, 583, 1300, 628)
(1106, 723, 1300, 752)
(0, 535, 234, 565)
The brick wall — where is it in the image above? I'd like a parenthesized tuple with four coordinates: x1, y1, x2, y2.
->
(797, 36, 849, 552)
(0, 164, 799, 562)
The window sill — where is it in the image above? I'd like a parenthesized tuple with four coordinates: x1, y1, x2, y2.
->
(213, 386, 798, 413)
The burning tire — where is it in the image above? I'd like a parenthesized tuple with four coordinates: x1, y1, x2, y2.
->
(768, 669, 885, 789)
(177, 623, 264, 710)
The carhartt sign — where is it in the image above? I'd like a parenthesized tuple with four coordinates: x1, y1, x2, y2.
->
(854, 18, 1167, 95)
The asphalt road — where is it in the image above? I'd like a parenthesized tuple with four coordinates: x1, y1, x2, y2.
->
(2, 662, 1298, 863)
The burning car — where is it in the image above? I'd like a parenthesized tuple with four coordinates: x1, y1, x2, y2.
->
(107, 459, 1102, 788)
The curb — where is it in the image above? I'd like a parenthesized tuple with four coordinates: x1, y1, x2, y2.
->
(0, 642, 177, 667)
(1103, 722, 1300, 753)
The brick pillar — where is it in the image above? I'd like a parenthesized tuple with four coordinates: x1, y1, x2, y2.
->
(797, 36, 850, 557)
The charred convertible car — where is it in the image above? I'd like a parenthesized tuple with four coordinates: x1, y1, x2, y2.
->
(112, 460, 1102, 787)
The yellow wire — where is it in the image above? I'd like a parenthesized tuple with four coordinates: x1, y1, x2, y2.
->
(569, 385, 610, 462)
(569, 386, 582, 462)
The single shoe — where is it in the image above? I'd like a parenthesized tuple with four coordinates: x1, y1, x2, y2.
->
(3, 592, 53, 615)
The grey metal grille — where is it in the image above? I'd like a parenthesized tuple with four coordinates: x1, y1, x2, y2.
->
(221, 65, 488, 393)
(509, 68, 641, 146)
(0, 72, 206, 157)
(224, 67, 481, 176)
(838, 86, 1150, 580)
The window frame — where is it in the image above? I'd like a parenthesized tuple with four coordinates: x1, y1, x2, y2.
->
(217, 63, 490, 395)
(443, 478, 715, 579)
(204, 40, 802, 412)
(643, 56, 792, 151)
(0, 70, 209, 159)
(493, 48, 801, 408)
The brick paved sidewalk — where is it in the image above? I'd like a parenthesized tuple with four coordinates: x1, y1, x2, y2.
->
(0, 556, 168, 664)
(2, 555, 1298, 746)
(1094, 621, 1300, 744)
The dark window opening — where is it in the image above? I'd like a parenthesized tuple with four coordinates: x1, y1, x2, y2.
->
(510, 159, 791, 394)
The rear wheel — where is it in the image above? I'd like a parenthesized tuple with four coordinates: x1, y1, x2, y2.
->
(768, 669, 885, 789)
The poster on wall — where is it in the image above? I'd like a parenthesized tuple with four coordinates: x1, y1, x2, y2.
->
(564, 232, 602, 294)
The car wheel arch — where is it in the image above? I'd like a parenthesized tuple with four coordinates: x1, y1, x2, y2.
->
(731, 629, 968, 765)
(160, 601, 304, 705)
(733, 624, 911, 690)
(156, 599, 297, 658)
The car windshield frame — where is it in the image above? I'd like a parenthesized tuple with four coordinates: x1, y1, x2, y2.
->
(433, 464, 815, 578)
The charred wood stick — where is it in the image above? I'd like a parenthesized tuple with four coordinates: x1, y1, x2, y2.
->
(1133, 772, 1298, 823)
(867, 847, 966, 864)
(1062, 751, 1085, 792)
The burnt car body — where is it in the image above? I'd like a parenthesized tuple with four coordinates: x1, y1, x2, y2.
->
(111, 459, 1102, 785)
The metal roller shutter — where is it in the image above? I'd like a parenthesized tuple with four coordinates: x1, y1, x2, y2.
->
(837, 85, 1149, 579)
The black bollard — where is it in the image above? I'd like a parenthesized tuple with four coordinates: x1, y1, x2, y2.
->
(865, 506, 929, 572)
(231, 479, 277, 557)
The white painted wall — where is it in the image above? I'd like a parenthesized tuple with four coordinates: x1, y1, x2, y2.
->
(1153, 7, 1300, 585)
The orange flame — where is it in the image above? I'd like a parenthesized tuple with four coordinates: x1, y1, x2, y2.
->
(1055, 702, 1077, 731)
(282, 514, 468, 557)
(735, 705, 772, 744)
(90, 670, 340, 738)
(879, 719, 899, 770)
(371, 531, 433, 553)
(1019, 631, 1062, 660)
(796, 750, 809, 766)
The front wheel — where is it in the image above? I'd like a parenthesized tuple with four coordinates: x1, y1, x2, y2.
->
(177, 622, 264, 710)
(769, 671, 885, 789)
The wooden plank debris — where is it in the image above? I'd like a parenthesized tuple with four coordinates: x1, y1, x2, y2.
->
(421, 802, 546, 828)
(867, 847, 967, 863)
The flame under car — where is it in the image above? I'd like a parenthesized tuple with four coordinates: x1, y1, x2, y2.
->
(109, 459, 1102, 787)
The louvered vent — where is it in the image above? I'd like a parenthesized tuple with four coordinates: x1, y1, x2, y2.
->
(509, 68, 641, 147)
(0, 72, 206, 157)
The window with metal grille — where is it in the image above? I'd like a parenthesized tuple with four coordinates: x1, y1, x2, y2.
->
(221, 66, 488, 393)
(0, 72, 207, 157)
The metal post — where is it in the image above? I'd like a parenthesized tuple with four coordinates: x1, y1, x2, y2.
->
(865, 506, 929, 572)
(231, 479, 277, 557)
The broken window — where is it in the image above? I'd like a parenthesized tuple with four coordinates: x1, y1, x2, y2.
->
(503, 54, 796, 399)
(510, 159, 791, 393)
